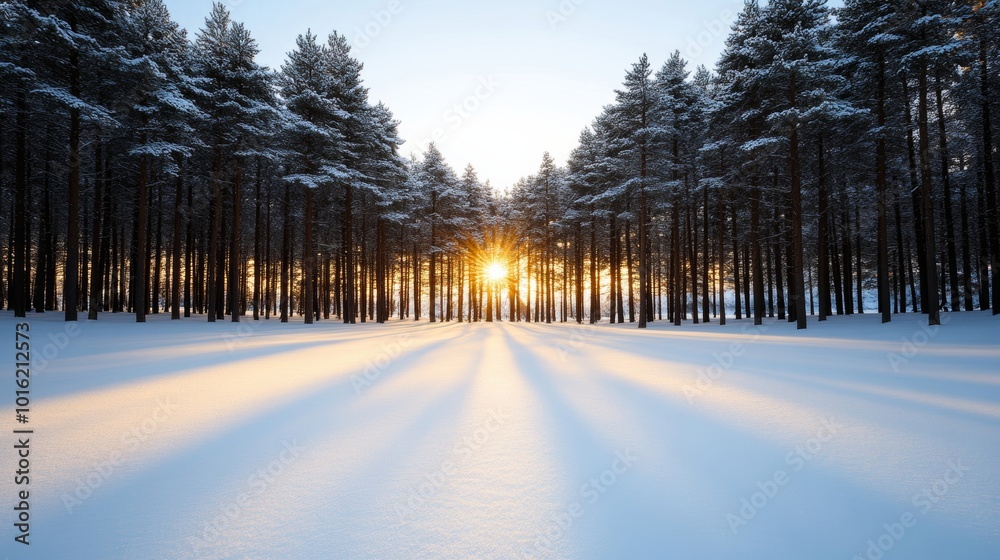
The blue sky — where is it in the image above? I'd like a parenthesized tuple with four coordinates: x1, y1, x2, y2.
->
(164, 0, 751, 189)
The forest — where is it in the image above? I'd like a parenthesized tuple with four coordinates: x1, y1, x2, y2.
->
(0, 0, 997, 330)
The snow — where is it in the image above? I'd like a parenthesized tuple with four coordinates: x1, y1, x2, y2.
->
(1, 311, 998, 559)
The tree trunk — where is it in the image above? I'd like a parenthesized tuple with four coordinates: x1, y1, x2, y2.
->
(842, 206, 854, 315)
(894, 190, 908, 314)
(789, 73, 806, 329)
(918, 62, 940, 325)
(152, 180, 163, 314)
(903, 75, 928, 314)
(253, 159, 262, 320)
(228, 164, 241, 321)
(207, 147, 222, 322)
(303, 187, 314, 324)
(817, 137, 831, 319)
(625, 220, 635, 323)
(855, 206, 863, 314)
(88, 132, 105, 320)
(135, 145, 148, 323)
(65, 23, 81, 321)
(689, 197, 698, 325)
(702, 185, 710, 323)
(34, 145, 51, 314)
(590, 212, 599, 323)
(979, 40, 999, 313)
(876, 57, 891, 322)
(429, 203, 437, 323)
(718, 187, 726, 326)
(750, 183, 765, 326)
(935, 72, 959, 312)
(280, 182, 290, 322)
(639, 188, 648, 328)
(412, 241, 420, 321)
(731, 202, 741, 321)
(344, 185, 355, 323)
(171, 155, 183, 319)
(959, 157, 973, 311)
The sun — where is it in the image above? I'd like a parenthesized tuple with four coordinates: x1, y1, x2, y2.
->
(485, 261, 508, 283)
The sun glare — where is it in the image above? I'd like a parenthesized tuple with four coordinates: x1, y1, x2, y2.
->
(485, 261, 508, 283)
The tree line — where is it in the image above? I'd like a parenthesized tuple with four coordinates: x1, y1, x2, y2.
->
(0, 0, 997, 329)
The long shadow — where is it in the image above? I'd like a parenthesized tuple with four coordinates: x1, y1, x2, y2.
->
(35, 326, 484, 557)
(567, 340, 997, 559)
(496, 324, 694, 559)
(34, 320, 462, 400)
(523, 319, 1000, 425)
(732, 363, 1000, 425)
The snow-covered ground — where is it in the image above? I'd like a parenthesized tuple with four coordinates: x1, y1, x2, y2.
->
(1, 310, 998, 559)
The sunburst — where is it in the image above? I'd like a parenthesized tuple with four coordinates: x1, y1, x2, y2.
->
(485, 261, 508, 283)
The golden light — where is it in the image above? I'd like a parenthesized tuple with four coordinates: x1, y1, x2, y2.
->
(485, 261, 508, 283)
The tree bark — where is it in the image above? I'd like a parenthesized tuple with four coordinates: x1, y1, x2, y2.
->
(979, 40, 999, 314)
(343, 185, 355, 323)
(876, 57, 891, 322)
(303, 187, 314, 324)
(918, 62, 940, 325)
(171, 155, 183, 319)
(935, 72, 959, 313)
(750, 182, 765, 326)
(65, 19, 81, 321)
(135, 142, 148, 323)
(789, 72, 806, 329)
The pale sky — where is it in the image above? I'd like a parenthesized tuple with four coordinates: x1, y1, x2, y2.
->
(165, 0, 751, 189)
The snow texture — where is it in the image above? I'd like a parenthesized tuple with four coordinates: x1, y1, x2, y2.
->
(1, 311, 998, 559)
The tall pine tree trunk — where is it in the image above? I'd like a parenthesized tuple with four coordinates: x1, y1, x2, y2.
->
(935, 72, 959, 312)
(750, 182, 765, 326)
(344, 185, 355, 323)
(789, 73, 806, 329)
(65, 20, 81, 321)
(135, 140, 148, 323)
(918, 62, 940, 325)
(980, 40, 999, 314)
(252, 159, 262, 320)
(171, 155, 183, 320)
(280, 182, 290, 323)
(303, 187, 314, 325)
(230, 164, 242, 322)
(894, 191, 908, 314)
(207, 146, 222, 323)
(590, 212, 599, 323)
(903, 75, 928, 313)
(818, 136, 831, 319)
(877, 57, 891, 322)
(88, 132, 105, 320)
(718, 187, 727, 326)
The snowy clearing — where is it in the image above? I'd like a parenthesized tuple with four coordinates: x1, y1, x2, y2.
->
(1, 311, 999, 559)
